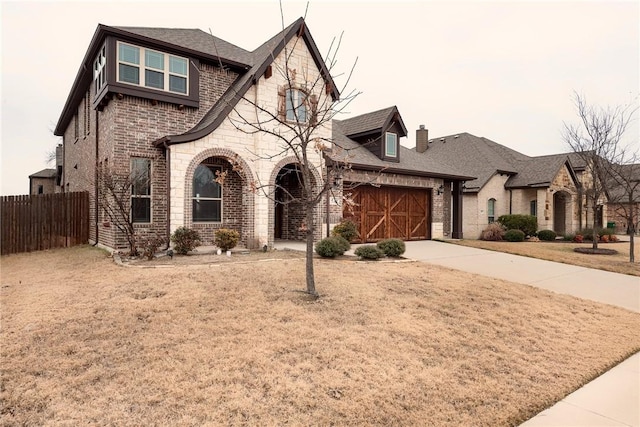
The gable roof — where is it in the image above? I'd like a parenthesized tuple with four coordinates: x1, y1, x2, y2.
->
(55, 19, 339, 140)
(413, 132, 583, 192)
(153, 18, 339, 146)
(330, 119, 474, 181)
(505, 154, 578, 189)
(339, 106, 408, 139)
(29, 169, 57, 179)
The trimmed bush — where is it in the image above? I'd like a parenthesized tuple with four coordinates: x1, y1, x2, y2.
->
(171, 227, 201, 255)
(214, 228, 240, 251)
(315, 236, 349, 258)
(504, 229, 525, 242)
(138, 233, 165, 260)
(497, 214, 538, 236)
(573, 234, 584, 243)
(354, 245, 385, 260)
(537, 229, 557, 241)
(562, 233, 576, 241)
(331, 219, 359, 242)
(480, 223, 505, 241)
(377, 239, 406, 257)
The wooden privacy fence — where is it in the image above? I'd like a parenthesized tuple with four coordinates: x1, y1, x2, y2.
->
(1, 192, 90, 255)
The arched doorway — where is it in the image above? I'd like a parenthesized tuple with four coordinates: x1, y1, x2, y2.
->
(553, 191, 569, 235)
(274, 163, 306, 240)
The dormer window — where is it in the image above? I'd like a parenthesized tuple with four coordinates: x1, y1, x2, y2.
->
(117, 41, 188, 95)
(285, 88, 307, 122)
(93, 44, 107, 95)
(385, 132, 398, 158)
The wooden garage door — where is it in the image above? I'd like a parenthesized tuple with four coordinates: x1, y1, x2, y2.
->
(344, 186, 431, 243)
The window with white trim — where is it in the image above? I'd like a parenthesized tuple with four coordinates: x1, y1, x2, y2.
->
(385, 132, 398, 157)
(488, 198, 496, 223)
(192, 164, 222, 222)
(131, 158, 151, 223)
(117, 42, 188, 95)
(285, 88, 307, 122)
(94, 44, 106, 95)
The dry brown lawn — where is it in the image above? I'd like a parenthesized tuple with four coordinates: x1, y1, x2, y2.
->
(2, 246, 639, 426)
(451, 238, 640, 276)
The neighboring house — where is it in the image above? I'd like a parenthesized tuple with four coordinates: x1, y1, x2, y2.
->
(53, 19, 472, 251)
(410, 131, 599, 238)
(28, 169, 58, 195)
(606, 163, 640, 234)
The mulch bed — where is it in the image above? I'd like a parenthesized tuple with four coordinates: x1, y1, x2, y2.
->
(574, 247, 618, 255)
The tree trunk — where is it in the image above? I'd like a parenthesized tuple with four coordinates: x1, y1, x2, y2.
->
(305, 203, 317, 297)
(591, 201, 599, 250)
(630, 228, 635, 263)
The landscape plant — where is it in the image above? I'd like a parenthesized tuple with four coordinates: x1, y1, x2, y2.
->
(331, 219, 359, 243)
(497, 214, 538, 236)
(138, 233, 166, 260)
(537, 230, 557, 241)
(171, 227, 201, 255)
(214, 228, 240, 251)
(315, 236, 350, 258)
(504, 229, 525, 242)
(354, 245, 385, 260)
(480, 223, 505, 241)
(376, 238, 406, 257)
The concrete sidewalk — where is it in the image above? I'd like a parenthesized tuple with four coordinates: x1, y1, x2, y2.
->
(274, 239, 640, 426)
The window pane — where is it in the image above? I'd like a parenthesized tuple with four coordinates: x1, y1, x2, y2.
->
(169, 75, 187, 93)
(386, 133, 397, 157)
(119, 63, 139, 84)
(192, 200, 221, 222)
(286, 89, 295, 121)
(132, 198, 151, 223)
(131, 158, 150, 196)
(145, 50, 164, 70)
(169, 56, 187, 75)
(193, 165, 221, 198)
(145, 69, 164, 89)
(119, 44, 140, 64)
(297, 92, 307, 122)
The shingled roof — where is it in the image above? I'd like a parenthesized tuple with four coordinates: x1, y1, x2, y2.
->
(330, 117, 474, 181)
(412, 133, 582, 192)
(28, 169, 57, 179)
(339, 106, 407, 138)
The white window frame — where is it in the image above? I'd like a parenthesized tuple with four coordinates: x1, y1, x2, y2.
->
(93, 44, 107, 95)
(385, 132, 398, 157)
(116, 41, 189, 95)
(285, 88, 308, 123)
(131, 158, 152, 224)
(192, 164, 223, 223)
(487, 198, 496, 223)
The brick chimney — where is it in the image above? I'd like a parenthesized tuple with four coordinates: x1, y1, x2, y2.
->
(416, 125, 429, 153)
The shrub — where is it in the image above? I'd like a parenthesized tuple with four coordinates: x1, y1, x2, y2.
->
(354, 245, 385, 260)
(504, 229, 525, 242)
(497, 214, 538, 236)
(331, 219, 359, 242)
(480, 223, 505, 241)
(171, 227, 201, 255)
(315, 236, 349, 258)
(214, 228, 240, 251)
(376, 238, 406, 257)
(600, 234, 610, 243)
(562, 233, 575, 241)
(573, 234, 584, 243)
(537, 229, 557, 241)
(138, 233, 166, 260)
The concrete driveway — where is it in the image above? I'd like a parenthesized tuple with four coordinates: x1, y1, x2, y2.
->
(401, 240, 640, 313)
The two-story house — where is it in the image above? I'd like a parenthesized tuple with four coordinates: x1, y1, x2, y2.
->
(54, 18, 472, 251)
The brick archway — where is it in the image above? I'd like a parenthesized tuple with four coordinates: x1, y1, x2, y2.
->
(184, 148, 255, 246)
(268, 156, 323, 246)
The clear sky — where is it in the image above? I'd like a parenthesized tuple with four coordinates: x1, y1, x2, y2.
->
(1, 0, 638, 195)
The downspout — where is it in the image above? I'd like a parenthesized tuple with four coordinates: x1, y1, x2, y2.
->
(163, 141, 171, 248)
(93, 108, 100, 246)
(325, 164, 330, 237)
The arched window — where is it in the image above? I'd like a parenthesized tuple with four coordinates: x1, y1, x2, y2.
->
(192, 163, 222, 222)
(487, 198, 496, 223)
(285, 88, 307, 122)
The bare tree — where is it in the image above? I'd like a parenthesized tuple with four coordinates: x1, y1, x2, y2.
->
(605, 156, 639, 262)
(563, 91, 637, 249)
(97, 162, 151, 256)
(227, 8, 360, 297)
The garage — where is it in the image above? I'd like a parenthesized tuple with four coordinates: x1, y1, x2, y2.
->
(344, 185, 431, 243)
